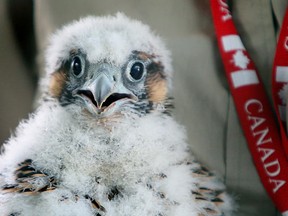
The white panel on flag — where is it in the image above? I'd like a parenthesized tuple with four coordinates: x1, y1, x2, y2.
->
(282, 211, 288, 216)
(221, 35, 245, 52)
(278, 105, 287, 122)
(276, 66, 288, 82)
(231, 70, 259, 88)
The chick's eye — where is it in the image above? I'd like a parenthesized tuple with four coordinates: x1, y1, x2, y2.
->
(71, 56, 83, 77)
(129, 62, 145, 81)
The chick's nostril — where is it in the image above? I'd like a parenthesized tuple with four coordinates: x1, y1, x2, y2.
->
(113, 75, 117, 82)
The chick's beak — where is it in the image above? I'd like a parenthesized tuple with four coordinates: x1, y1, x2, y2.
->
(87, 73, 113, 109)
(76, 66, 137, 112)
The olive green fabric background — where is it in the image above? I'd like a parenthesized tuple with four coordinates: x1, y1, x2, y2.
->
(1, 0, 288, 215)
(0, 1, 35, 144)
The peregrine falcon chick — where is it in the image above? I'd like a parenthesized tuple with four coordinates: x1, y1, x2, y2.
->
(0, 14, 234, 216)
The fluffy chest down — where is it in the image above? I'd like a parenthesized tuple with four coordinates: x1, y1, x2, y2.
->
(32, 105, 190, 188)
(0, 105, 207, 216)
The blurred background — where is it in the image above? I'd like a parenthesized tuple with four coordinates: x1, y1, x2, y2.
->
(0, 0, 36, 145)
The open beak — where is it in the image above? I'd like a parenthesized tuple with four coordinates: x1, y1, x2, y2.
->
(76, 72, 137, 113)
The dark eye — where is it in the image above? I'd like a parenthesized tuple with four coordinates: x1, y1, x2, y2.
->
(129, 62, 145, 81)
(71, 56, 83, 77)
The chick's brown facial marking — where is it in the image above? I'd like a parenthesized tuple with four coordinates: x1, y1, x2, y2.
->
(146, 66, 167, 103)
(132, 51, 168, 104)
(49, 70, 67, 98)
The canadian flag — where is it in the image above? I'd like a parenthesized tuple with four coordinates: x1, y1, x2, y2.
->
(220, 35, 259, 88)
(221, 34, 259, 88)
